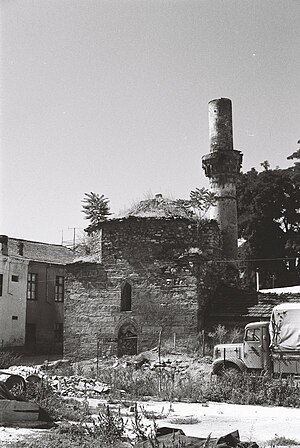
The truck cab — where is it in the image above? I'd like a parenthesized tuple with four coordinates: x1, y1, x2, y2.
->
(212, 321, 271, 375)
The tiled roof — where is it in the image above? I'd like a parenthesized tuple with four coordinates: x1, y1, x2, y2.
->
(247, 291, 300, 319)
(8, 238, 75, 265)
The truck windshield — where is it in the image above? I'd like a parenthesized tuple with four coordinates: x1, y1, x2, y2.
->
(245, 328, 261, 342)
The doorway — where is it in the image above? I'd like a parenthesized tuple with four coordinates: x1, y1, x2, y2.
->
(117, 322, 137, 357)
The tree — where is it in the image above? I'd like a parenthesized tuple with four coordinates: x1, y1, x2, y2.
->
(260, 160, 270, 171)
(287, 140, 300, 163)
(189, 187, 217, 218)
(236, 158, 300, 289)
(82, 192, 111, 234)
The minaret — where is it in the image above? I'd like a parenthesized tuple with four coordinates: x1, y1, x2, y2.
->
(202, 98, 243, 261)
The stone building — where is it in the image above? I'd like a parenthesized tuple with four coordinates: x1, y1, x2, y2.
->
(64, 208, 225, 359)
(64, 98, 256, 359)
(0, 235, 74, 354)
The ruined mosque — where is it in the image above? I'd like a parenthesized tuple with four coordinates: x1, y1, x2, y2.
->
(64, 98, 256, 359)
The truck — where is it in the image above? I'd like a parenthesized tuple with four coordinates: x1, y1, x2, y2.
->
(212, 302, 300, 376)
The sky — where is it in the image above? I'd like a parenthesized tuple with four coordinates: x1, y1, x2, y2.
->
(1, 0, 300, 245)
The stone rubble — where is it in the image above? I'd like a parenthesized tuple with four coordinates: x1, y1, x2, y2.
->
(1, 361, 111, 399)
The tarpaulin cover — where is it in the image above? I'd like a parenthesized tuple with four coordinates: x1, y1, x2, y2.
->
(269, 303, 300, 350)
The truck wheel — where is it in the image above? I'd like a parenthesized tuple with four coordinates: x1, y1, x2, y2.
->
(217, 364, 241, 377)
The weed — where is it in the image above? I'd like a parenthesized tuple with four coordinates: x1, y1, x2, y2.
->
(0, 350, 22, 368)
(208, 324, 228, 345)
(13, 406, 129, 448)
(268, 435, 300, 447)
(139, 404, 170, 420)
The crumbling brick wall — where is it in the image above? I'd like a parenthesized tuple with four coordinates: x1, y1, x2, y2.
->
(64, 217, 221, 359)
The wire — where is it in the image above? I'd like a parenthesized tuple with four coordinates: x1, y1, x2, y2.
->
(2, 255, 299, 267)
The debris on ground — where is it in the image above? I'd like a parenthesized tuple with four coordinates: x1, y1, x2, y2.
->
(48, 374, 111, 398)
(135, 428, 259, 448)
(0, 362, 112, 400)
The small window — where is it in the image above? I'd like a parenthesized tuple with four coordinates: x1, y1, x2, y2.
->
(0, 274, 3, 296)
(11, 275, 19, 282)
(18, 242, 24, 256)
(12, 316, 18, 320)
(54, 323, 63, 342)
(245, 328, 261, 342)
(27, 273, 37, 300)
(121, 282, 132, 311)
(55, 276, 64, 302)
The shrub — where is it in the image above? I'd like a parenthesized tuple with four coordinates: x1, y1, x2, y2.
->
(13, 407, 133, 448)
(268, 435, 300, 446)
(0, 350, 22, 368)
(204, 374, 300, 408)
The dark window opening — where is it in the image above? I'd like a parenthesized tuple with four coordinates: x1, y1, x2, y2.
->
(55, 276, 64, 302)
(25, 323, 36, 344)
(121, 282, 132, 311)
(11, 275, 19, 282)
(0, 274, 3, 296)
(0, 236, 8, 256)
(54, 323, 63, 342)
(18, 242, 24, 256)
(27, 273, 37, 300)
(12, 316, 18, 320)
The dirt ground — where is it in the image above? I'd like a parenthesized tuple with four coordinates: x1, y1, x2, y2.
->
(1, 354, 300, 446)
(1, 400, 300, 446)
(133, 400, 300, 444)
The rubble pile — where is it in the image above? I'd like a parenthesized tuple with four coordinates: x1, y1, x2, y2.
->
(48, 375, 111, 398)
(1, 361, 112, 399)
(126, 354, 207, 377)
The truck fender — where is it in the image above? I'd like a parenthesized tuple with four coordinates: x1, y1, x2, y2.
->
(212, 357, 246, 375)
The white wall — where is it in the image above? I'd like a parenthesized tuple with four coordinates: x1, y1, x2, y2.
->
(0, 256, 28, 347)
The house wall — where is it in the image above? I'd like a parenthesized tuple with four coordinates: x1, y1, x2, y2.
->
(64, 217, 221, 359)
(0, 257, 28, 348)
(26, 262, 65, 354)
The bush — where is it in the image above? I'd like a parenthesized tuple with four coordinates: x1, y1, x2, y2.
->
(0, 350, 22, 368)
(268, 435, 300, 446)
(204, 373, 300, 407)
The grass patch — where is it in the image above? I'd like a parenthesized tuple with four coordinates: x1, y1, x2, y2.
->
(96, 361, 300, 408)
(268, 436, 300, 446)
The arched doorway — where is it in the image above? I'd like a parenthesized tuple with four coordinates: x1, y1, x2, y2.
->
(117, 321, 138, 357)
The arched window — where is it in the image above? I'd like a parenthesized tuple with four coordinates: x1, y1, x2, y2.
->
(121, 282, 132, 311)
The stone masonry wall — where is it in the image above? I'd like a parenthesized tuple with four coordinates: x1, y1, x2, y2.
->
(64, 217, 221, 360)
